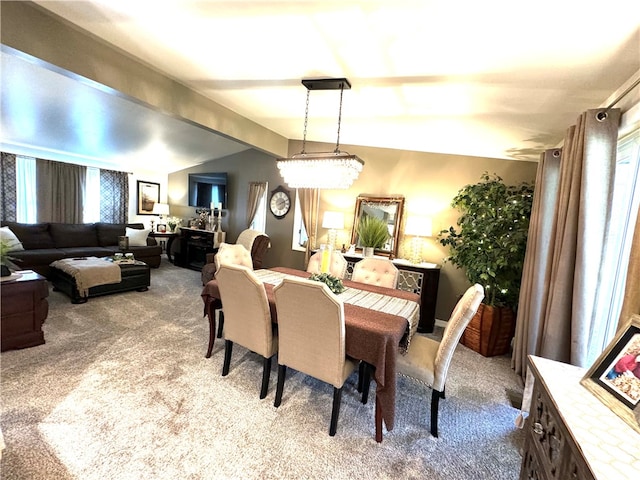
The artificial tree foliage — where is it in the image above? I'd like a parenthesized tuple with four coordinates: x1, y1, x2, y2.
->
(438, 172, 534, 309)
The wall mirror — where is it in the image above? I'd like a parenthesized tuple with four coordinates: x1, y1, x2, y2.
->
(350, 195, 405, 258)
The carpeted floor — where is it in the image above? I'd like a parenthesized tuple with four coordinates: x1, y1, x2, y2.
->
(0, 260, 525, 479)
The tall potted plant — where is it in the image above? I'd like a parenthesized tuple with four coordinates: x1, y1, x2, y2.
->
(439, 172, 534, 356)
(356, 216, 391, 256)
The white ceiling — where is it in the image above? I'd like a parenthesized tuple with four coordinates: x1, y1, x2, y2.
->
(2, 1, 640, 172)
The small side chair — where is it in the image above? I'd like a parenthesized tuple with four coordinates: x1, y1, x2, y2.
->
(396, 283, 484, 437)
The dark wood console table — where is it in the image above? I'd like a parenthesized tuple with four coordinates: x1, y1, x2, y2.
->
(1, 270, 49, 351)
(174, 227, 217, 271)
(149, 232, 178, 263)
(341, 254, 440, 333)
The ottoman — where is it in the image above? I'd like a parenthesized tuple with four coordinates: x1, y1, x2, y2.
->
(51, 261, 151, 304)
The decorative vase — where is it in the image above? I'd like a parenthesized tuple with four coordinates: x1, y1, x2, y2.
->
(1, 264, 11, 277)
(363, 247, 375, 257)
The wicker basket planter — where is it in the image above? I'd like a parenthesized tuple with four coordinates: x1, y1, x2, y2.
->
(461, 303, 516, 357)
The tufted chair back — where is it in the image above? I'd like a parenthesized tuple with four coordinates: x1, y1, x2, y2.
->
(306, 250, 348, 279)
(214, 243, 253, 273)
(351, 257, 399, 289)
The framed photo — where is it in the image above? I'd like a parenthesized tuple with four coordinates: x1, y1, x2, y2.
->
(581, 314, 640, 433)
(157, 224, 167, 233)
(137, 180, 160, 215)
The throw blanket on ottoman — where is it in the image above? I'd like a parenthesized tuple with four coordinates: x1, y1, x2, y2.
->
(50, 257, 121, 297)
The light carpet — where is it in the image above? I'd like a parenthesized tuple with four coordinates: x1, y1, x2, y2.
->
(0, 260, 525, 479)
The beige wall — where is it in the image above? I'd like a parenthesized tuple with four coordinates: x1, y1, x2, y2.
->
(170, 140, 538, 320)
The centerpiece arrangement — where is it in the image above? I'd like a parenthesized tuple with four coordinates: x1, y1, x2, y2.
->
(308, 272, 346, 294)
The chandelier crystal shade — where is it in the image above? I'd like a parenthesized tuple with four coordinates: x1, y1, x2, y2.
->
(276, 78, 364, 189)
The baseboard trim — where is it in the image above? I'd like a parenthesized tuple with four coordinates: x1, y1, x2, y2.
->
(435, 318, 447, 329)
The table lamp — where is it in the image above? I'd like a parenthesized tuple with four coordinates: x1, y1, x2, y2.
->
(322, 211, 344, 250)
(404, 216, 433, 264)
(152, 203, 170, 220)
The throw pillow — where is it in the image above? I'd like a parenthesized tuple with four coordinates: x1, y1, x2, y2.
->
(125, 227, 151, 247)
(0, 226, 25, 252)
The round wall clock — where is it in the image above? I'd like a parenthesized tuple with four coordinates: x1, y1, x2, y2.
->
(269, 185, 291, 219)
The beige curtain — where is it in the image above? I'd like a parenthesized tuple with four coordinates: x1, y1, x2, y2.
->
(298, 188, 319, 265)
(36, 159, 86, 223)
(512, 108, 621, 375)
(246, 182, 266, 228)
(618, 205, 640, 328)
(512, 149, 562, 376)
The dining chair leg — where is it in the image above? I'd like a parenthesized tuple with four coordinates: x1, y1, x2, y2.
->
(330, 386, 343, 436)
(361, 362, 372, 405)
(260, 356, 272, 399)
(222, 340, 233, 376)
(216, 310, 225, 339)
(357, 362, 364, 392)
(430, 389, 443, 437)
(205, 310, 217, 358)
(274, 364, 287, 407)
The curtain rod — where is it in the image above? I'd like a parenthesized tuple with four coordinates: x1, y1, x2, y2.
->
(605, 76, 640, 110)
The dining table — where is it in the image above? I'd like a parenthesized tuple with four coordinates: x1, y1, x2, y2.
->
(200, 266, 421, 442)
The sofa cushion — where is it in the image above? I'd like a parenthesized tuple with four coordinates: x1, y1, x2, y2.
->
(3, 222, 54, 249)
(96, 223, 146, 246)
(0, 226, 25, 251)
(126, 227, 151, 247)
(9, 248, 66, 267)
(49, 223, 100, 248)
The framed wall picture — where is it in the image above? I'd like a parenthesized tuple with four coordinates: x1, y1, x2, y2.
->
(580, 314, 640, 433)
(137, 180, 160, 215)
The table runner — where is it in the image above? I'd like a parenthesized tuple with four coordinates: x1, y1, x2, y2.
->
(254, 268, 419, 351)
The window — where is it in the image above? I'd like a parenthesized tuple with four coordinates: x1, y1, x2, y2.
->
(591, 128, 640, 357)
(249, 186, 267, 232)
(84, 167, 100, 223)
(16, 155, 36, 223)
(291, 190, 308, 252)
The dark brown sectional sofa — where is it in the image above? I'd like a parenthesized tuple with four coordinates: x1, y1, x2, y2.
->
(1, 221, 162, 277)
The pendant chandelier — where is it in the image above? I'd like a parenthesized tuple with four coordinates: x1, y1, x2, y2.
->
(276, 78, 364, 189)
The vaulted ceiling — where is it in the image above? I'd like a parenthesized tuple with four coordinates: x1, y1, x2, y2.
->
(2, 1, 639, 173)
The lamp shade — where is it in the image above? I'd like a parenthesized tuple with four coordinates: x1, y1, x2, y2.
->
(405, 216, 433, 237)
(152, 203, 170, 216)
(322, 211, 345, 230)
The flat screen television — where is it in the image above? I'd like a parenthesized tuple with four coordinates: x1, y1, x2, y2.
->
(188, 172, 228, 209)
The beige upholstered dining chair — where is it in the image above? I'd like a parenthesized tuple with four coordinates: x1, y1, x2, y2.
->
(215, 264, 278, 399)
(204, 243, 255, 357)
(273, 277, 358, 436)
(396, 283, 484, 437)
(351, 257, 399, 288)
(306, 250, 348, 279)
(201, 229, 270, 285)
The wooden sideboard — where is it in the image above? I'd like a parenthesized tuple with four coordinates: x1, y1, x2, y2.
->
(520, 355, 640, 480)
(341, 253, 440, 333)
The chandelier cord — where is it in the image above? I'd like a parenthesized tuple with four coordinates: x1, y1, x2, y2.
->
(301, 88, 311, 154)
(335, 83, 344, 153)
